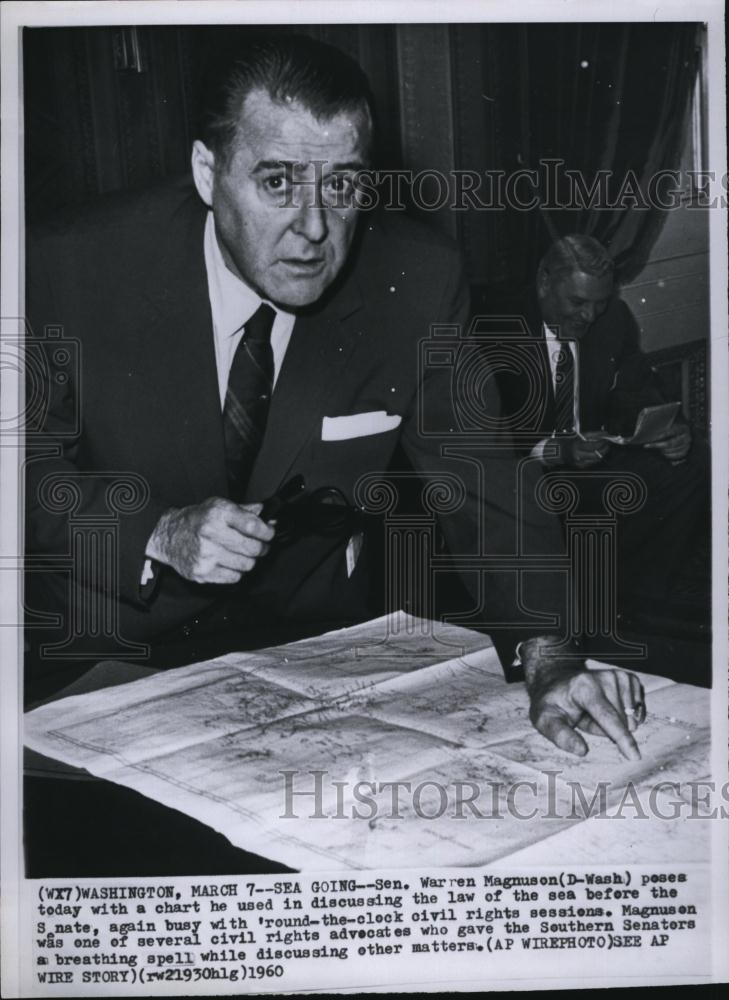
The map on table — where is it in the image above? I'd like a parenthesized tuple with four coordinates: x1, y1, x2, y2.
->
(24, 612, 711, 870)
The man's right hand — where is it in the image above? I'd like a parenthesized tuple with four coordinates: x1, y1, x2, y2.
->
(145, 498, 275, 584)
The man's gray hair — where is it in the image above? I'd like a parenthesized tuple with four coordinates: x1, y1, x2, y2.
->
(538, 234, 615, 283)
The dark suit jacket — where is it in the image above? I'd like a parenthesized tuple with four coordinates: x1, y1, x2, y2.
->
(26, 179, 565, 676)
(479, 294, 666, 454)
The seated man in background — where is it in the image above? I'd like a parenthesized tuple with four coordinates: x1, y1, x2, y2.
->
(488, 234, 709, 679)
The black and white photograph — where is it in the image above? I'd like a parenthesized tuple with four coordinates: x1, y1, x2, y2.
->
(1, 0, 727, 995)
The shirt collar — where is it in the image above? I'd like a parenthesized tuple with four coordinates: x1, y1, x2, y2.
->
(204, 211, 275, 337)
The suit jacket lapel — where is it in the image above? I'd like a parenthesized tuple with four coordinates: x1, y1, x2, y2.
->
(522, 296, 556, 433)
(134, 189, 366, 505)
(245, 273, 364, 501)
(576, 336, 607, 431)
(137, 194, 228, 500)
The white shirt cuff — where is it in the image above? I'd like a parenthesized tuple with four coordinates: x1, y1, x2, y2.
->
(141, 558, 155, 586)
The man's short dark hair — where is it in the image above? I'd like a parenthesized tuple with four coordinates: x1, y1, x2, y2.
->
(538, 234, 615, 283)
(197, 33, 374, 162)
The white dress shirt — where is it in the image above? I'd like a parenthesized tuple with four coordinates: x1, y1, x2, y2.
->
(543, 322, 576, 396)
(204, 212, 295, 405)
(529, 323, 579, 464)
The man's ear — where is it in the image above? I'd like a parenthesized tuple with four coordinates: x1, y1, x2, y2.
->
(536, 268, 549, 301)
(191, 140, 216, 207)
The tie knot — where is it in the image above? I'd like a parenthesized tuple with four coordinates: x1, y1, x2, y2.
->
(245, 303, 276, 343)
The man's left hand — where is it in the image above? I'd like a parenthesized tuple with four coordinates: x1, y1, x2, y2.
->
(644, 422, 691, 462)
(521, 637, 646, 760)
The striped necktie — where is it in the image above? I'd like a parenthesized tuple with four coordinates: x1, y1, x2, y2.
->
(223, 303, 276, 501)
(553, 341, 575, 433)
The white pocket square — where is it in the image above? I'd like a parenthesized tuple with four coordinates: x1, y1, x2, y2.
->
(322, 411, 402, 441)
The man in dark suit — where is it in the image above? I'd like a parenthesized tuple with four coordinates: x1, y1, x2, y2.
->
(488, 234, 708, 637)
(26, 37, 646, 761)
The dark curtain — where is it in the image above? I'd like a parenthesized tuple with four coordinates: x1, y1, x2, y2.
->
(504, 22, 700, 286)
(23, 24, 403, 224)
(24, 22, 700, 290)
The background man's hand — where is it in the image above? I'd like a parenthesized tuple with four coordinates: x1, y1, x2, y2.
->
(521, 636, 646, 760)
(644, 422, 691, 462)
(541, 432, 610, 469)
(566, 431, 611, 468)
(146, 498, 275, 584)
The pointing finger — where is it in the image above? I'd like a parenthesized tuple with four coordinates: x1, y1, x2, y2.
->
(616, 670, 638, 732)
(628, 673, 647, 724)
(571, 679, 641, 760)
(534, 704, 589, 757)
